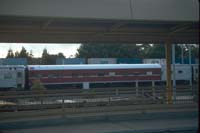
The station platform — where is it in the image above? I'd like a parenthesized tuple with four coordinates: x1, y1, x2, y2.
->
(0, 104, 198, 133)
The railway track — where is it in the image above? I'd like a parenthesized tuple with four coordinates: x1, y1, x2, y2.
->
(0, 85, 198, 112)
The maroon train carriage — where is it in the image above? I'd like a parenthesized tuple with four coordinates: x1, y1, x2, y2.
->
(28, 64, 161, 89)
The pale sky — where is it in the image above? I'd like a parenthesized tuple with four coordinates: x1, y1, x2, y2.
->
(0, 43, 81, 58)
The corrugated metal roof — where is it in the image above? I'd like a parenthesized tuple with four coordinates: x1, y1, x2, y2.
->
(0, 65, 25, 70)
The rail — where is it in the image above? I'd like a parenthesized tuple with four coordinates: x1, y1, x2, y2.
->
(0, 85, 198, 112)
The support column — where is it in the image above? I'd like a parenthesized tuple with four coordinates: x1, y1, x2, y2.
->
(165, 42, 172, 104)
(172, 44, 176, 101)
(136, 81, 138, 97)
(188, 44, 192, 87)
(152, 81, 155, 100)
(181, 45, 184, 64)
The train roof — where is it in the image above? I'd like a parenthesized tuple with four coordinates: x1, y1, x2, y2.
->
(0, 65, 25, 69)
(28, 64, 161, 70)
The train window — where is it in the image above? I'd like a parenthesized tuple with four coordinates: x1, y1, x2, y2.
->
(4, 73, 12, 79)
(82, 73, 88, 77)
(98, 73, 105, 76)
(37, 74, 42, 78)
(48, 74, 55, 78)
(54, 74, 59, 78)
(178, 70, 183, 74)
(72, 73, 78, 77)
(58, 74, 64, 78)
(134, 72, 140, 75)
(31, 73, 37, 78)
(122, 73, 129, 76)
(17, 72, 22, 78)
(17, 84, 22, 88)
(109, 72, 115, 76)
(146, 72, 152, 75)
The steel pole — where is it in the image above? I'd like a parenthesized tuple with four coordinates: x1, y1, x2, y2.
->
(188, 44, 192, 87)
(172, 44, 176, 101)
(181, 45, 184, 64)
(165, 42, 172, 104)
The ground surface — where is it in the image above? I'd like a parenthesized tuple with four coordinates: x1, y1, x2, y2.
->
(3, 118, 197, 133)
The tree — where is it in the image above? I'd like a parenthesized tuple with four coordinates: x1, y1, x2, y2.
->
(76, 43, 141, 58)
(6, 48, 14, 58)
(31, 79, 46, 93)
(57, 52, 65, 58)
(18, 47, 29, 58)
(14, 51, 20, 58)
(29, 50, 33, 58)
(41, 49, 65, 64)
(137, 44, 152, 59)
(143, 44, 166, 58)
(184, 44, 199, 58)
(191, 44, 199, 58)
(41, 48, 50, 64)
(27, 50, 34, 64)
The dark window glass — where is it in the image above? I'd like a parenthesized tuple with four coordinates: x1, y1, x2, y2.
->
(48, 74, 55, 78)
(37, 74, 42, 78)
(178, 70, 183, 74)
(98, 73, 105, 76)
(72, 73, 78, 77)
(17, 72, 22, 78)
(4, 73, 12, 79)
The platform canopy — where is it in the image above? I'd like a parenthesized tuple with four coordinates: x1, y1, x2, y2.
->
(0, 0, 199, 43)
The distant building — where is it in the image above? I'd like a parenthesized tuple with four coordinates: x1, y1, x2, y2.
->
(175, 57, 196, 64)
(143, 59, 166, 65)
(88, 58, 116, 64)
(195, 58, 199, 64)
(143, 58, 197, 65)
(0, 58, 27, 65)
(117, 58, 142, 64)
(56, 58, 86, 65)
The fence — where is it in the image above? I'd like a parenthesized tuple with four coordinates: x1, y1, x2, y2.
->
(0, 85, 198, 112)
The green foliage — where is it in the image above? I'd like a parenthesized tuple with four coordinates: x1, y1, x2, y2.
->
(76, 43, 141, 58)
(14, 51, 19, 57)
(6, 47, 65, 65)
(142, 44, 166, 58)
(5, 44, 199, 64)
(18, 47, 29, 58)
(31, 79, 46, 93)
(76, 43, 199, 59)
(6, 48, 14, 58)
(41, 48, 65, 65)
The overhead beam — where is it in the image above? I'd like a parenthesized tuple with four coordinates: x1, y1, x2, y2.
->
(42, 19, 53, 29)
(109, 22, 127, 31)
(0, 32, 198, 44)
(170, 24, 191, 33)
(0, 0, 198, 21)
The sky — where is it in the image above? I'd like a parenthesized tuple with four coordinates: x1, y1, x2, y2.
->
(0, 43, 81, 58)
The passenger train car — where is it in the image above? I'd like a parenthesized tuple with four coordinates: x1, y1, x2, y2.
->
(28, 64, 161, 89)
(0, 64, 198, 90)
(0, 65, 25, 89)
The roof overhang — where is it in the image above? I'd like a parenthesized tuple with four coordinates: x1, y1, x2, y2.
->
(0, 0, 199, 43)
